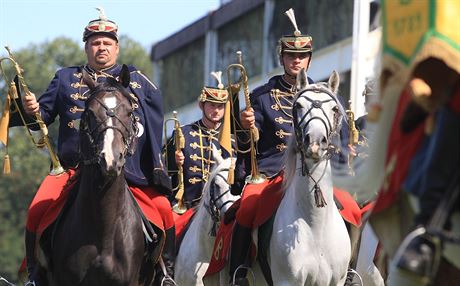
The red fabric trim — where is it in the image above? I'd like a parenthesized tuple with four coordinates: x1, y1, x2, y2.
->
(173, 208, 195, 238)
(448, 85, 460, 114)
(33, 177, 166, 238)
(373, 88, 426, 213)
(236, 173, 284, 228)
(204, 219, 235, 276)
(333, 188, 363, 227)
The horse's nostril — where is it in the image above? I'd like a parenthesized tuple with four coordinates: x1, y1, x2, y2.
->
(321, 137, 327, 144)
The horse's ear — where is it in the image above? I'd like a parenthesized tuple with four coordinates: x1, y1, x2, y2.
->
(119, 64, 131, 88)
(296, 68, 309, 91)
(212, 143, 224, 165)
(82, 69, 96, 90)
(328, 70, 340, 94)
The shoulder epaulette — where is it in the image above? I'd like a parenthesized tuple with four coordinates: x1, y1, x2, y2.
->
(130, 68, 158, 90)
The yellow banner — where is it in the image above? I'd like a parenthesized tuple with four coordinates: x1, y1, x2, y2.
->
(383, 0, 460, 68)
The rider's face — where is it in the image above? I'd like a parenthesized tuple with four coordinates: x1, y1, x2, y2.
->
(282, 52, 311, 76)
(85, 35, 119, 70)
(200, 101, 225, 128)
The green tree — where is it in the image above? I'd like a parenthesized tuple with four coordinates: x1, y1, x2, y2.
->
(118, 35, 153, 76)
(0, 35, 152, 282)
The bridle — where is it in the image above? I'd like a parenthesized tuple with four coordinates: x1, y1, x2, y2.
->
(204, 168, 236, 236)
(292, 85, 342, 207)
(80, 85, 138, 166)
(292, 85, 342, 174)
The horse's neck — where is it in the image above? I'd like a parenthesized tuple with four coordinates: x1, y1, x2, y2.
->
(290, 156, 335, 213)
(76, 166, 129, 222)
(191, 195, 217, 245)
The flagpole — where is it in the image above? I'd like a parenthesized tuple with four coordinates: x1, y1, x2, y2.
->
(350, 0, 370, 118)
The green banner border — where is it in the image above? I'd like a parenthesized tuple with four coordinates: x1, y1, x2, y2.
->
(382, 0, 437, 65)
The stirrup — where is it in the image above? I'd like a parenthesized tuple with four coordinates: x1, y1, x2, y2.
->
(345, 268, 363, 286)
(160, 275, 177, 286)
(394, 226, 441, 278)
(25, 281, 37, 286)
(0, 276, 16, 286)
(230, 265, 256, 286)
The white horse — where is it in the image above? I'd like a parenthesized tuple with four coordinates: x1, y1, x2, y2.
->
(269, 69, 351, 285)
(175, 151, 240, 286)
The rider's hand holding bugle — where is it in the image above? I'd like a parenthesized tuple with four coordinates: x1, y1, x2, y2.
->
(175, 150, 185, 166)
(240, 107, 256, 130)
(22, 92, 40, 116)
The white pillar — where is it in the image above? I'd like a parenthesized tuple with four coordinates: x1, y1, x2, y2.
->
(152, 60, 162, 88)
(262, 0, 275, 74)
(204, 29, 218, 86)
(350, 0, 370, 118)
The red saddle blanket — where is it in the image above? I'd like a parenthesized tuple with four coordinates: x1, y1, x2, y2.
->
(36, 182, 164, 237)
(204, 185, 369, 277)
(173, 208, 196, 238)
(19, 173, 166, 279)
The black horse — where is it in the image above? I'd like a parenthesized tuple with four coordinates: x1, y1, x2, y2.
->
(38, 65, 160, 285)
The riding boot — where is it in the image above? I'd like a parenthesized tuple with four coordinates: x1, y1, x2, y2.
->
(154, 226, 176, 286)
(25, 230, 41, 285)
(229, 223, 252, 286)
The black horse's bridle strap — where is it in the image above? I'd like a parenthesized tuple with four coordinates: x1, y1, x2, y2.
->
(81, 88, 137, 165)
(205, 170, 235, 223)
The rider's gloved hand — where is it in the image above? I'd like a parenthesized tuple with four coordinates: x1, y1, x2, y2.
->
(230, 179, 245, 196)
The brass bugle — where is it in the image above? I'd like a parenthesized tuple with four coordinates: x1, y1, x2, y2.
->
(346, 100, 359, 176)
(227, 51, 265, 184)
(163, 111, 187, 214)
(1, 46, 64, 175)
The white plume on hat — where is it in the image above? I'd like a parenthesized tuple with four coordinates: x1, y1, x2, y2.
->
(210, 71, 224, 89)
(285, 8, 301, 36)
(96, 7, 107, 21)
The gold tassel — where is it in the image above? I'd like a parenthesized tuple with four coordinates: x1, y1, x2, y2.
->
(227, 160, 235, 185)
(3, 154, 11, 175)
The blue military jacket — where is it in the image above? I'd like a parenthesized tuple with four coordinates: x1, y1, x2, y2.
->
(37, 64, 169, 189)
(236, 75, 349, 179)
(165, 120, 228, 207)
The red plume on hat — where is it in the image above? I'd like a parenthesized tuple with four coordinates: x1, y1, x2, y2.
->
(83, 7, 119, 42)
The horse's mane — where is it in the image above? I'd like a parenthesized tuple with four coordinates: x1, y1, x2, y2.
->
(196, 156, 232, 210)
(282, 135, 298, 192)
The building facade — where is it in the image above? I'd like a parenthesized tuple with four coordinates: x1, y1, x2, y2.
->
(150, 0, 381, 124)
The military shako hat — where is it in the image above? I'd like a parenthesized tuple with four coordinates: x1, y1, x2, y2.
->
(83, 7, 119, 42)
(278, 8, 313, 54)
(199, 71, 229, 104)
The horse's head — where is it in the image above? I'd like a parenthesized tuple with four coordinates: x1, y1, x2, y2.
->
(202, 144, 239, 231)
(79, 65, 138, 177)
(293, 68, 344, 173)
